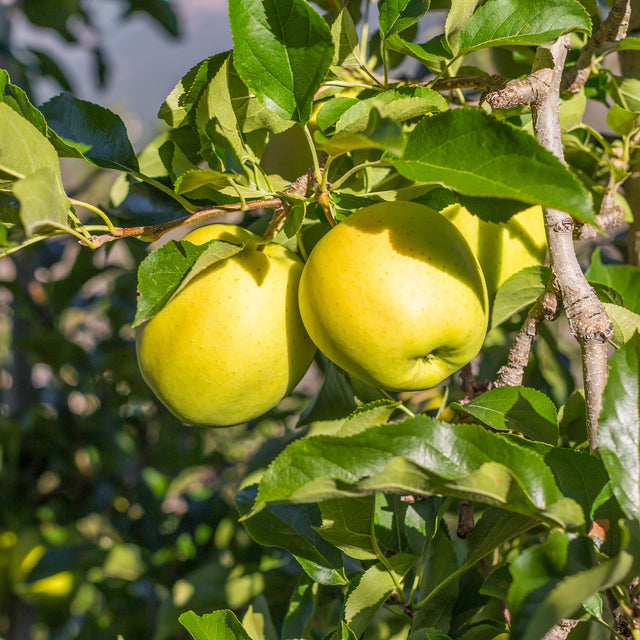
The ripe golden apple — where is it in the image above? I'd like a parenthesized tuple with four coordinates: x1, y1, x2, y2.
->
(440, 204, 547, 299)
(137, 224, 316, 427)
(298, 202, 489, 391)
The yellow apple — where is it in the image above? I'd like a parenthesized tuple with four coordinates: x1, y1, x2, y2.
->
(137, 224, 316, 427)
(440, 204, 547, 299)
(298, 202, 489, 391)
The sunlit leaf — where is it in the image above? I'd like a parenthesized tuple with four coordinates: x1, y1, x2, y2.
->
(394, 109, 594, 223)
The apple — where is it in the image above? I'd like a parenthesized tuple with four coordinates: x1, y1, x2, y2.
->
(298, 202, 489, 391)
(440, 204, 547, 299)
(136, 224, 316, 427)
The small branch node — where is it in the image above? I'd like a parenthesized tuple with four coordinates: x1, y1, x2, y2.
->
(485, 68, 553, 110)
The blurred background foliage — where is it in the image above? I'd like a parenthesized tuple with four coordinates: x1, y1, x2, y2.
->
(0, 0, 624, 638)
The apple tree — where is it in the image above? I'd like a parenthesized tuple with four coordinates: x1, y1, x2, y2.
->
(1, 0, 640, 639)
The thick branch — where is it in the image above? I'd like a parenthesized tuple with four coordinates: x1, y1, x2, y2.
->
(562, 0, 632, 93)
(530, 37, 613, 451)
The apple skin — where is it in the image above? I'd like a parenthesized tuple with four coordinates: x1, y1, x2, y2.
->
(440, 204, 547, 299)
(298, 202, 489, 391)
(137, 224, 316, 427)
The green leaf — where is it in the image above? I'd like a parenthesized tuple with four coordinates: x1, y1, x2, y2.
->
(385, 33, 452, 73)
(604, 303, 640, 348)
(445, 0, 480, 54)
(133, 238, 244, 327)
(318, 497, 377, 560)
(13, 168, 71, 235)
(452, 386, 558, 445)
(458, 0, 591, 54)
(336, 399, 399, 437)
(40, 93, 139, 172)
(229, 0, 334, 123)
(467, 508, 536, 566)
(314, 108, 404, 155)
(508, 532, 633, 640)
(378, 0, 430, 39)
(297, 361, 359, 429)
(174, 169, 234, 195)
(608, 75, 640, 112)
(394, 109, 594, 223)
(283, 202, 306, 239)
(491, 266, 550, 328)
(333, 87, 446, 133)
(281, 574, 317, 640)
(251, 416, 585, 530)
(598, 333, 640, 521)
(544, 448, 609, 529)
(412, 525, 459, 632)
(179, 610, 253, 640)
(332, 9, 362, 68)
(242, 596, 277, 640)
(235, 485, 347, 586)
(586, 248, 640, 314)
(345, 553, 416, 636)
(158, 53, 228, 127)
(606, 103, 640, 136)
(618, 36, 640, 51)
(0, 101, 60, 180)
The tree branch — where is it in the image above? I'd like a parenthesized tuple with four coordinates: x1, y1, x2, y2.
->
(489, 36, 613, 452)
(562, 0, 632, 93)
(494, 285, 561, 388)
(529, 37, 613, 452)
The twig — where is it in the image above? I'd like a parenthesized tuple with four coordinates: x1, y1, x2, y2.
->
(562, 0, 632, 93)
(541, 619, 580, 640)
(425, 74, 508, 94)
(90, 165, 319, 248)
(494, 285, 561, 388)
(456, 499, 475, 539)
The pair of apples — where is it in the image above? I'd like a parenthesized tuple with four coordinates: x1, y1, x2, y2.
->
(136, 202, 546, 427)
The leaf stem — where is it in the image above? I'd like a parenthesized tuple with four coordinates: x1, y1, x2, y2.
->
(303, 124, 322, 185)
(69, 198, 117, 234)
(369, 500, 407, 602)
(330, 159, 393, 191)
(128, 170, 198, 213)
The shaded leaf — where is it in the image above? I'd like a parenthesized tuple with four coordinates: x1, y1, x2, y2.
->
(13, 167, 70, 235)
(394, 109, 594, 223)
(281, 574, 317, 640)
(508, 532, 633, 640)
(598, 333, 640, 521)
(385, 33, 452, 73)
(344, 553, 416, 636)
(229, 0, 333, 123)
(378, 0, 430, 38)
(40, 93, 139, 172)
(586, 248, 640, 314)
(445, 0, 480, 54)
(452, 386, 558, 445)
(235, 485, 346, 586)
(318, 496, 377, 560)
(544, 447, 609, 530)
(459, 0, 591, 54)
